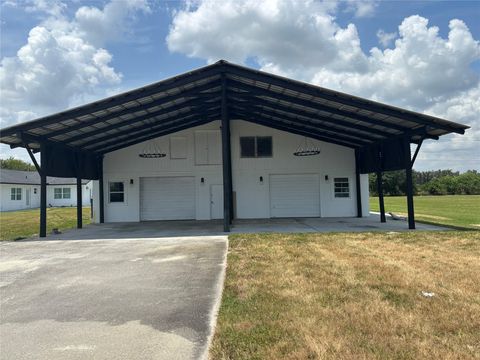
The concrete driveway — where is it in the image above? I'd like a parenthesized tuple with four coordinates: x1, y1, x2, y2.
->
(0, 235, 228, 360)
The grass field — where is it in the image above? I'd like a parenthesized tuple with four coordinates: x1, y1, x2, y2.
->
(211, 232, 480, 360)
(369, 195, 480, 230)
(0, 207, 91, 241)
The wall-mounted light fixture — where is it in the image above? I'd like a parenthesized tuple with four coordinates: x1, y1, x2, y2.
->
(201, 177, 205, 184)
(324, 175, 329, 181)
(130, 179, 134, 185)
(259, 176, 264, 183)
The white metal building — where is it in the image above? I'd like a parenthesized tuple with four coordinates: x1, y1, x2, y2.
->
(0, 60, 468, 236)
(93, 121, 369, 223)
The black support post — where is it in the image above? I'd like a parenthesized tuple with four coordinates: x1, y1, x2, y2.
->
(376, 171, 386, 223)
(98, 157, 105, 223)
(221, 73, 232, 232)
(39, 143, 47, 237)
(76, 176, 82, 229)
(404, 139, 415, 229)
(354, 149, 362, 218)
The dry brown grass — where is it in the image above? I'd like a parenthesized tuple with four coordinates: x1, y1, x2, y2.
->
(210, 231, 480, 360)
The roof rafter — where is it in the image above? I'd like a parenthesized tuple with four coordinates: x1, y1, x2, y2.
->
(225, 65, 465, 135)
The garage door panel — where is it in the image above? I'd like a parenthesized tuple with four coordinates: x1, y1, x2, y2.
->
(270, 174, 320, 218)
(140, 177, 195, 221)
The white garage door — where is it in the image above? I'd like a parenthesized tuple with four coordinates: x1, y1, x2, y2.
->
(140, 177, 195, 221)
(270, 174, 320, 218)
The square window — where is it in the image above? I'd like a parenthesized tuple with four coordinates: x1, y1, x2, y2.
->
(109, 182, 124, 192)
(334, 177, 350, 198)
(11, 188, 21, 200)
(54, 188, 62, 199)
(240, 136, 272, 158)
(240, 137, 255, 157)
(256, 137, 272, 157)
(62, 188, 71, 199)
(109, 182, 125, 203)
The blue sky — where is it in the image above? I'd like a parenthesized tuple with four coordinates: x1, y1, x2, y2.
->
(1, 0, 479, 170)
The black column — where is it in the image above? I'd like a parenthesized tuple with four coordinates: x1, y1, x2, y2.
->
(76, 176, 82, 229)
(354, 149, 362, 218)
(405, 139, 415, 229)
(221, 73, 232, 232)
(40, 143, 47, 237)
(98, 157, 105, 223)
(376, 171, 386, 223)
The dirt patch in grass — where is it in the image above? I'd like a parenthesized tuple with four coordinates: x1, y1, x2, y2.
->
(210, 231, 480, 359)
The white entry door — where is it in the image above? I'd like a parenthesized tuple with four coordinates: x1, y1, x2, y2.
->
(270, 174, 320, 218)
(140, 177, 195, 221)
(210, 184, 223, 219)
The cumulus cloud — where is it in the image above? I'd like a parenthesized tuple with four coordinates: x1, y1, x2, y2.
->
(376, 29, 396, 47)
(167, 1, 479, 170)
(344, 0, 379, 18)
(0, 0, 149, 130)
(167, 0, 368, 80)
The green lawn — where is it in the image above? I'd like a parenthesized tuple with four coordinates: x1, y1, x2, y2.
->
(211, 232, 480, 359)
(369, 195, 480, 230)
(0, 207, 91, 241)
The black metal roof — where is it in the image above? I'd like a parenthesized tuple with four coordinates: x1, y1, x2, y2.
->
(0, 169, 90, 185)
(0, 60, 469, 155)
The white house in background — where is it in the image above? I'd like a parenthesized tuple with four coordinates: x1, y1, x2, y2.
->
(91, 121, 370, 223)
(0, 169, 91, 212)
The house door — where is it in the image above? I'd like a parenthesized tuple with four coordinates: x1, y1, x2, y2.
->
(26, 188, 31, 207)
(210, 185, 223, 219)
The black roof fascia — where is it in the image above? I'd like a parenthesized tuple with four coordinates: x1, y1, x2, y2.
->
(46, 80, 222, 140)
(224, 63, 467, 135)
(1, 63, 224, 137)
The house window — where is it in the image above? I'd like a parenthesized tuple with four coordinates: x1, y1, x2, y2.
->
(54, 188, 71, 199)
(334, 177, 350, 198)
(62, 188, 71, 199)
(10, 188, 22, 200)
(240, 136, 272, 158)
(109, 182, 125, 203)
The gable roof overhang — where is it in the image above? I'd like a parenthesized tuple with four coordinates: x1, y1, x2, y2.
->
(0, 60, 469, 178)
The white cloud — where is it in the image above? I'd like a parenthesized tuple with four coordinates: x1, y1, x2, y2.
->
(376, 29, 396, 47)
(167, 0, 368, 80)
(75, 0, 150, 47)
(0, 0, 149, 161)
(0, 0, 149, 128)
(167, 2, 479, 170)
(344, 0, 378, 18)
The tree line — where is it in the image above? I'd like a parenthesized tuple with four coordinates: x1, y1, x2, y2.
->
(0, 157, 36, 171)
(369, 170, 480, 196)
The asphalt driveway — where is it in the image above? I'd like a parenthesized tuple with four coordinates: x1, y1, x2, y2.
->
(0, 235, 228, 360)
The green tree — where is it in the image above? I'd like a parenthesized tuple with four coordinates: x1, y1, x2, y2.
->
(0, 157, 36, 171)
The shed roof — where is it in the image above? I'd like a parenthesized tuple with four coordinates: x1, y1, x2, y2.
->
(0, 169, 89, 185)
(0, 60, 469, 156)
